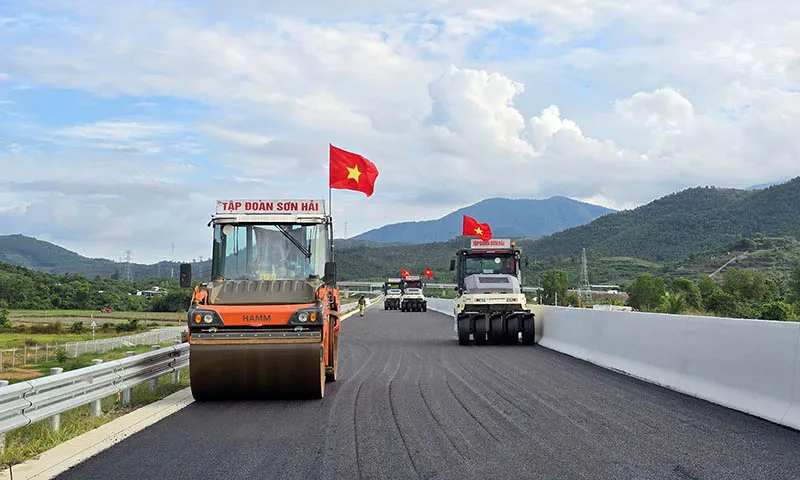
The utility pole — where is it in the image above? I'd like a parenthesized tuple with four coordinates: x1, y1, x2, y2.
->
(578, 247, 592, 307)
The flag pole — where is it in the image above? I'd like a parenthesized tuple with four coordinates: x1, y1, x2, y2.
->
(328, 144, 334, 261)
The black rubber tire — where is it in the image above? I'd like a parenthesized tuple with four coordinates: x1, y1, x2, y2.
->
(457, 315, 471, 345)
(505, 316, 520, 345)
(474, 314, 488, 345)
(490, 314, 504, 345)
(522, 315, 536, 345)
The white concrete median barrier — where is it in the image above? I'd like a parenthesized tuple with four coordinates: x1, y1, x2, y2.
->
(534, 305, 800, 431)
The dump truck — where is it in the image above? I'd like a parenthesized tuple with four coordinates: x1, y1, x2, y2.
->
(400, 275, 427, 312)
(383, 278, 403, 310)
(450, 238, 535, 345)
(179, 199, 340, 400)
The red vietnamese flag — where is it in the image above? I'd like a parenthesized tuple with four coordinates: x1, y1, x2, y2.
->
(329, 144, 379, 197)
(463, 215, 492, 241)
(423, 268, 434, 278)
(401, 269, 411, 277)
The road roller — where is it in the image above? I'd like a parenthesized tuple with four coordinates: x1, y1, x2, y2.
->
(450, 238, 535, 346)
(179, 199, 341, 400)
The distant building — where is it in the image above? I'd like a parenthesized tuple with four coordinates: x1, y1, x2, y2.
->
(136, 286, 168, 297)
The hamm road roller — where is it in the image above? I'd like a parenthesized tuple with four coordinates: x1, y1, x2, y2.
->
(179, 199, 340, 400)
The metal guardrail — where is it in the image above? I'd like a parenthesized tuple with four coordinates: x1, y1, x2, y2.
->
(340, 294, 384, 314)
(0, 327, 186, 370)
(0, 298, 380, 447)
(0, 343, 188, 436)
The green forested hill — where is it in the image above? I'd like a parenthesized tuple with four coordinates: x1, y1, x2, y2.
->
(4, 177, 800, 288)
(0, 234, 212, 281)
(0, 261, 190, 311)
(517, 177, 800, 263)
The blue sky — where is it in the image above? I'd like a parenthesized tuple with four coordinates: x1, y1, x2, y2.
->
(1, 0, 799, 263)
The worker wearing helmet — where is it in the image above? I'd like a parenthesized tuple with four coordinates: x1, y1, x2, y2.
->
(358, 295, 367, 316)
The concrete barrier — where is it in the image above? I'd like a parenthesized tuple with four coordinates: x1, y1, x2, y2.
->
(534, 305, 800, 431)
(427, 299, 800, 430)
(782, 328, 800, 429)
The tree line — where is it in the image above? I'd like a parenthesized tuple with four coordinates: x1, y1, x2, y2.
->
(0, 262, 192, 313)
(538, 265, 800, 321)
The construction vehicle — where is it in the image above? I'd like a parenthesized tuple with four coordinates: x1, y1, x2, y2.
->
(449, 239, 535, 346)
(179, 199, 340, 400)
(400, 275, 427, 312)
(383, 278, 403, 310)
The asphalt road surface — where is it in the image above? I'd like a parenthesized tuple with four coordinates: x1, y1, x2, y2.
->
(57, 305, 800, 480)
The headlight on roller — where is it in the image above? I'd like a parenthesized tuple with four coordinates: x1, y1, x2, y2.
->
(289, 307, 321, 325)
(188, 308, 224, 327)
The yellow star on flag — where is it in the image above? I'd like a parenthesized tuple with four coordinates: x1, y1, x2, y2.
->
(346, 165, 362, 182)
(475, 227, 483, 235)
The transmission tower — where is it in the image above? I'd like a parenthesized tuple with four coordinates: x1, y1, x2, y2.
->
(578, 248, 592, 306)
(122, 250, 134, 283)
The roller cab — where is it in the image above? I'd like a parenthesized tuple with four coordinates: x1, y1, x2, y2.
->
(181, 199, 340, 400)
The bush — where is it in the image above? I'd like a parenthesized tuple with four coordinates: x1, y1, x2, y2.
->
(70, 321, 84, 333)
(760, 301, 794, 321)
(30, 322, 63, 334)
(24, 338, 38, 346)
(115, 319, 140, 333)
(55, 349, 69, 364)
(0, 308, 10, 329)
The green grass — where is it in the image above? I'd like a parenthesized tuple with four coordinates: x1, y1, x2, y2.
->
(0, 368, 190, 471)
(8, 310, 180, 320)
(0, 332, 133, 349)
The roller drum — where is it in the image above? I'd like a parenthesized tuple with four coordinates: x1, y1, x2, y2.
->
(189, 342, 325, 401)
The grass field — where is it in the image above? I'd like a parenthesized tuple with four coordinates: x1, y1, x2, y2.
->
(0, 332, 137, 349)
(0, 341, 180, 383)
(8, 310, 183, 325)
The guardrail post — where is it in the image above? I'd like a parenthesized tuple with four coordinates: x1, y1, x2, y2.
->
(150, 345, 160, 391)
(49, 367, 64, 431)
(90, 359, 103, 417)
(171, 340, 180, 384)
(0, 380, 6, 454)
(122, 351, 135, 404)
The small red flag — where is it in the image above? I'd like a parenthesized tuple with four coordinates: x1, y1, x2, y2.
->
(401, 269, 411, 277)
(329, 144, 379, 197)
(463, 215, 492, 241)
(423, 268, 434, 278)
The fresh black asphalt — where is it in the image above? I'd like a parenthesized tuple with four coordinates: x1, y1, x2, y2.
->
(56, 305, 800, 479)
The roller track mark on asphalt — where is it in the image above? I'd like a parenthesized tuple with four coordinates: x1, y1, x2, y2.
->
(417, 373, 468, 462)
(443, 374, 502, 444)
(386, 350, 422, 479)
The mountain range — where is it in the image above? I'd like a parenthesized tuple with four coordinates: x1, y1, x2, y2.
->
(352, 196, 615, 243)
(2, 177, 800, 287)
